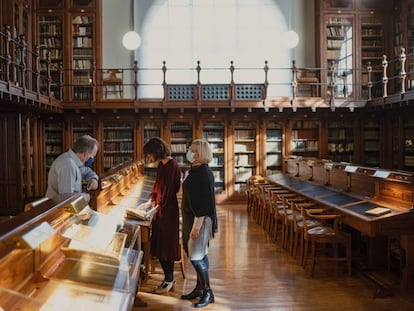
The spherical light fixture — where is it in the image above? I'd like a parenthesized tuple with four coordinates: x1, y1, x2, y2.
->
(284, 30, 299, 49)
(122, 31, 141, 50)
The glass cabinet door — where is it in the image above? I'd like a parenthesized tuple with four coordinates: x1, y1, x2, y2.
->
(203, 121, 225, 194)
(325, 15, 353, 98)
(72, 14, 94, 100)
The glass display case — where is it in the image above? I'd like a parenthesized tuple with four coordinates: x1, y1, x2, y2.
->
(0, 194, 142, 311)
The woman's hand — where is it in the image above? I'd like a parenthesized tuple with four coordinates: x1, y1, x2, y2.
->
(190, 216, 205, 240)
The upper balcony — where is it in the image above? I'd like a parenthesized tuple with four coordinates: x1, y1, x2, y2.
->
(1, 25, 413, 114)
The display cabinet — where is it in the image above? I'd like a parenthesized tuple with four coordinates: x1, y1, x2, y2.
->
(233, 121, 257, 194)
(403, 119, 414, 170)
(323, 14, 354, 98)
(317, 0, 385, 99)
(170, 121, 193, 176)
(0, 194, 142, 311)
(327, 120, 354, 163)
(34, 0, 101, 101)
(362, 119, 381, 167)
(291, 120, 320, 157)
(407, 1, 414, 90)
(143, 121, 161, 144)
(72, 119, 94, 142)
(45, 120, 64, 173)
(202, 121, 225, 194)
(38, 14, 63, 98)
(103, 121, 135, 172)
(71, 14, 94, 100)
(265, 120, 283, 175)
(360, 14, 384, 98)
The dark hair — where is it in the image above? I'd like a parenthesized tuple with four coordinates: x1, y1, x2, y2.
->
(73, 135, 99, 153)
(143, 137, 171, 160)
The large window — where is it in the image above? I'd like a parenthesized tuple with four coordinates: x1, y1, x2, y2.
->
(136, 0, 293, 98)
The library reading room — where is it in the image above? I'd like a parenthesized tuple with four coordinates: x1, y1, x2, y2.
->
(1, 0, 414, 310)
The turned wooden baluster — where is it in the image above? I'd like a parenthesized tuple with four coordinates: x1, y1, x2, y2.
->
(133, 60, 139, 100)
(382, 54, 388, 98)
(291, 60, 298, 105)
(58, 62, 63, 100)
(229, 60, 235, 107)
(3, 25, 11, 82)
(46, 49, 51, 96)
(34, 44, 40, 94)
(91, 61, 96, 102)
(18, 34, 27, 89)
(329, 60, 336, 110)
(263, 60, 268, 104)
(195, 60, 201, 109)
(162, 61, 167, 111)
(400, 47, 406, 94)
(367, 61, 372, 101)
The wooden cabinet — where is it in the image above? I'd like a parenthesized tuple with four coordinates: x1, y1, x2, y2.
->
(265, 120, 283, 175)
(317, 0, 384, 99)
(34, 0, 101, 101)
(233, 121, 257, 195)
(403, 119, 414, 170)
(45, 119, 64, 174)
(202, 121, 226, 195)
(38, 14, 63, 98)
(360, 14, 384, 98)
(170, 121, 193, 176)
(102, 121, 135, 172)
(362, 119, 381, 167)
(327, 120, 354, 163)
(291, 120, 320, 157)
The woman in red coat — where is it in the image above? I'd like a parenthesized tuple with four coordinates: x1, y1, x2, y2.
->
(143, 137, 181, 293)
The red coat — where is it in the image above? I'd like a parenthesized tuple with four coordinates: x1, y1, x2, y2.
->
(150, 158, 181, 261)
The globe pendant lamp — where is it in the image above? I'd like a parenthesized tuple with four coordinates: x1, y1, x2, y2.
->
(122, 0, 141, 50)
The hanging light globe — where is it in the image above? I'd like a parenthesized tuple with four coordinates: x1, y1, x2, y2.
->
(122, 31, 141, 50)
(284, 30, 299, 49)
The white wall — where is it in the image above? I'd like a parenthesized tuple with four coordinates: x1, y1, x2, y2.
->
(102, 0, 315, 70)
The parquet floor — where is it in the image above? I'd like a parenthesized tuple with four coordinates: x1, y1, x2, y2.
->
(134, 204, 414, 311)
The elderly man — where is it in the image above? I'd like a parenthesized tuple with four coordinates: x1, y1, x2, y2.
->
(46, 135, 99, 202)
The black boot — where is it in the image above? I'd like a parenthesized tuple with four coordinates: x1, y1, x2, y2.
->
(182, 265, 203, 299)
(191, 259, 215, 308)
(192, 288, 214, 308)
(181, 286, 203, 300)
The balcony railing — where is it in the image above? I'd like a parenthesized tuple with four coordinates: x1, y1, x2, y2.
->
(2, 25, 414, 112)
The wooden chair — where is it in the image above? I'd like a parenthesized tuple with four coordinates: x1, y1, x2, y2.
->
(102, 69, 124, 98)
(297, 69, 319, 97)
(302, 208, 352, 277)
(270, 191, 297, 243)
(282, 196, 308, 252)
(292, 202, 322, 263)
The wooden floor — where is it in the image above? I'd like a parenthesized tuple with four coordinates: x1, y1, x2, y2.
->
(135, 203, 414, 311)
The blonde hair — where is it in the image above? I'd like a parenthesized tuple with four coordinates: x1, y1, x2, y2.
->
(192, 139, 213, 164)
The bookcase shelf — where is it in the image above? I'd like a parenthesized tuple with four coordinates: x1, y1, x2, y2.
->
(203, 121, 225, 193)
(103, 122, 134, 171)
(327, 120, 354, 163)
(362, 120, 380, 167)
(291, 120, 319, 157)
(72, 15, 94, 100)
(265, 120, 283, 175)
(45, 122, 63, 171)
(234, 121, 256, 194)
(38, 15, 63, 99)
(170, 121, 193, 174)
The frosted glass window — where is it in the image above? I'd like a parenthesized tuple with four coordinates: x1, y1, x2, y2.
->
(136, 0, 292, 98)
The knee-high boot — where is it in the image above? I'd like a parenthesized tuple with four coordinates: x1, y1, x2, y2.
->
(181, 273, 203, 299)
(191, 259, 214, 308)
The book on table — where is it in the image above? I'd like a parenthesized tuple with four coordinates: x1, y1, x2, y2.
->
(365, 207, 391, 216)
(125, 201, 158, 221)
